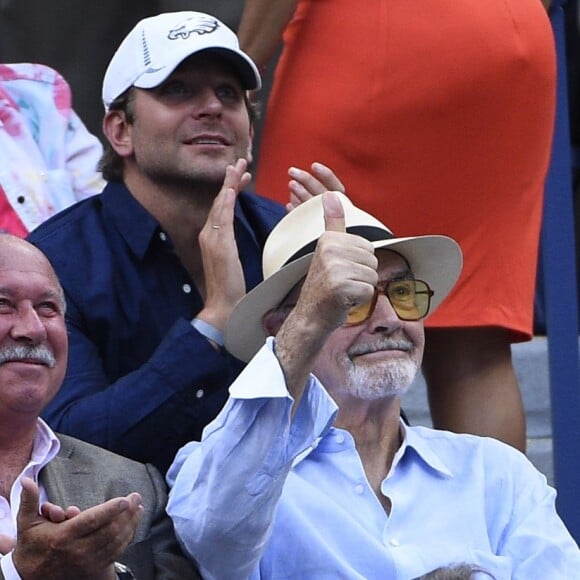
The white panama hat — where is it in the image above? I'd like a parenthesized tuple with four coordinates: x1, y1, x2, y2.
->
(225, 192, 463, 362)
(102, 11, 261, 109)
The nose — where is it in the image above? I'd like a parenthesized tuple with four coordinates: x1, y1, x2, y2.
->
(193, 87, 223, 118)
(365, 292, 403, 334)
(10, 305, 47, 344)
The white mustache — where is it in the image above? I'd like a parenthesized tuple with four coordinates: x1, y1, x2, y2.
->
(0, 344, 56, 368)
(348, 338, 413, 358)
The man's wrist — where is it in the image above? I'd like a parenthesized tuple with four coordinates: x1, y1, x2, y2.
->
(1, 550, 22, 580)
(191, 318, 225, 348)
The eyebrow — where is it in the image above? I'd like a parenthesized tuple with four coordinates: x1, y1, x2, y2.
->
(378, 269, 415, 285)
(0, 287, 63, 304)
(37, 290, 63, 301)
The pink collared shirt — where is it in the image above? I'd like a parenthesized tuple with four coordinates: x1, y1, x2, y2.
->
(0, 419, 61, 579)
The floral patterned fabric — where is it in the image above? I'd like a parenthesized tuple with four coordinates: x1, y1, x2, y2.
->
(0, 63, 104, 235)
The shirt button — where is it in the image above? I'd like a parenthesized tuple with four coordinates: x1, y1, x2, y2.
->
(195, 389, 204, 399)
(335, 433, 345, 444)
(159, 232, 167, 241)
(389, 538, 400, 547)
(183, 283, 192, 294)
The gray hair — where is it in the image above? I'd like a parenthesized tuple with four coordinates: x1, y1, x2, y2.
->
(413, 564, 495, 580)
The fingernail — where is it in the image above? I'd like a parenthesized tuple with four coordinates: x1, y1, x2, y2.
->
(289, 181, 305, 193)
(288, 167, 300, 177)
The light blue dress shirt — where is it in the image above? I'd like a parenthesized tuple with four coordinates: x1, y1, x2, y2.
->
(167, 339, 580, 579)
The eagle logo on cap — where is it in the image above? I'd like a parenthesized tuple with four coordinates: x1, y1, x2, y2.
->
(167, 16, 219, 40)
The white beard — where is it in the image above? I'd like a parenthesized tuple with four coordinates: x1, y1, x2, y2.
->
(341, 356, 418, 400)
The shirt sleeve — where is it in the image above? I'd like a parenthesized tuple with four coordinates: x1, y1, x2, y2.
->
(42, 308, 242, 473)
(0, 552, 22, 580)
(125, 464, 200, 579)
(166, 338, 338, 580)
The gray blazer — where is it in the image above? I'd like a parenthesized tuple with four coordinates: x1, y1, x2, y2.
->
(2, 434, 199, 579)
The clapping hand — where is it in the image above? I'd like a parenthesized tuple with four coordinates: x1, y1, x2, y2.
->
(286, 162, 346, 211)
(10, 477, 143, 580)
(197, 158, 251, 336)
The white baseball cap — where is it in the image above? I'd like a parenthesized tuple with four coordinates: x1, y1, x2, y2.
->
(102, 11, 261, 110)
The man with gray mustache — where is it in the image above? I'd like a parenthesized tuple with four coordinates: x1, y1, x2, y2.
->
(0, 235, 197, 579)
(0, 345, 57, 368)
(167, 192, 580, 578)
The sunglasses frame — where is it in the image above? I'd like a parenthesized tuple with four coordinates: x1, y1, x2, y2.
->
(344, 279, 434, 327)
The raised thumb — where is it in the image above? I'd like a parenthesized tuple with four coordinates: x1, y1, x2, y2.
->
(322, 191, 346, 233)
(17, 477, 41, 528)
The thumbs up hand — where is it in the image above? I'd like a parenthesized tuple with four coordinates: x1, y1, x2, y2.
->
(270, 192, 377, 403)
(296, 191, 378, 332)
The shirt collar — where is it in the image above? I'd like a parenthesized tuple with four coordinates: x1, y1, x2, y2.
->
(31, 418, 61, 469)
(101, 182, 161, 260)
(101, 182, 260, 260)
(398, 422, 454, 478)
(314, 419, 454, 479)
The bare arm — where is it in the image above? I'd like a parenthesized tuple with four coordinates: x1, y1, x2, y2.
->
(238, 0, 300, 68)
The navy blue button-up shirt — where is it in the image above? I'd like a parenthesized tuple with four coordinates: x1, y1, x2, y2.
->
(28, 181, 285, 473)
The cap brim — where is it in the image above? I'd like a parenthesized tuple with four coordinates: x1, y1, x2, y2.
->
(225, 234, 462, 362)
(133, 47, 261, 91)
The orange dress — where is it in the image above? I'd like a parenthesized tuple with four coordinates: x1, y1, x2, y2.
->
(255, 0, 556, 341)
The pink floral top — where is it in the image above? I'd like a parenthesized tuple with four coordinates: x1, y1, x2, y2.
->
(0, 63, 104, 236)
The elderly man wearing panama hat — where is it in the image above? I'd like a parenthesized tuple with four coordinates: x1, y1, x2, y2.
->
(167, 192, 580, 579)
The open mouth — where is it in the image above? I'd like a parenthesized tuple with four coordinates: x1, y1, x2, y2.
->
(187, 134, 230, 146)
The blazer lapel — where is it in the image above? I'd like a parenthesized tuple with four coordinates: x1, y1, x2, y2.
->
(39, 437, 95, 509)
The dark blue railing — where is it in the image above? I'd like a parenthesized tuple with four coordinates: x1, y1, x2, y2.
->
(541, 0, 580, 543)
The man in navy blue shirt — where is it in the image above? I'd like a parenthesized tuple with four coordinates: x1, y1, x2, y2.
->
(27, 11, 340, 473)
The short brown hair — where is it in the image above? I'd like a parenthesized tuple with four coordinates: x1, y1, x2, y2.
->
(98, 88, 136, 182)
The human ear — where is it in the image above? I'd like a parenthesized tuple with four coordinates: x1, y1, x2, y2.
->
(102, 110, 134, 157)
(262, 308, 287, 337)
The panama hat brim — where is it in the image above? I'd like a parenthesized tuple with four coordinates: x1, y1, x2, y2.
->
(225, 234, 462, 363)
